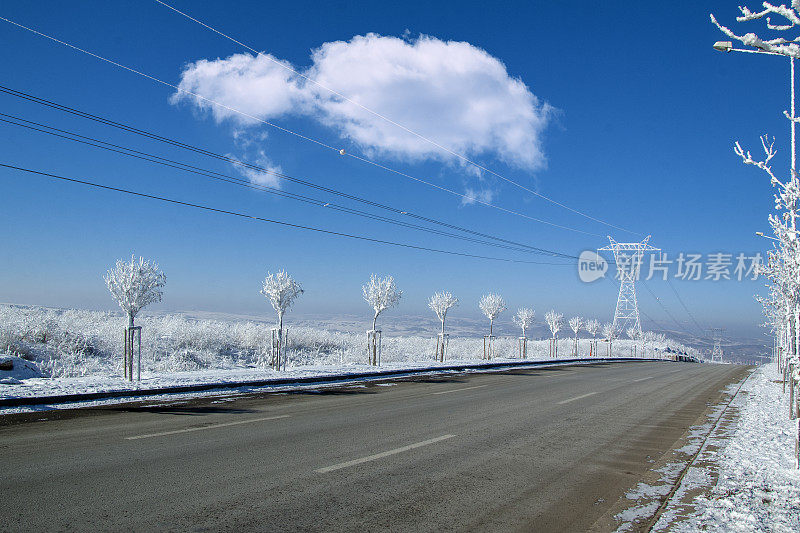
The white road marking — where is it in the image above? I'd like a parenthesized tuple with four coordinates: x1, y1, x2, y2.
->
(315, 434, 456, 473)
(432, 385, 487, 395)
(557, 392, 598, 405)
(632, 376, 654, 382)
(126, 414, 290, 440)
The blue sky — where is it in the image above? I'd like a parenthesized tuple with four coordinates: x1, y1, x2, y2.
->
(0, 1, 786, 341)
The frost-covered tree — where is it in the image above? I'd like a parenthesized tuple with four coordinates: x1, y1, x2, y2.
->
(602, 322, 616, 356)
(261, 270, 303, 335)
(569, 316, 583, 356)
(104, 255, 166, 328)
(545, 310, 563, 358)
(626, 327, 640, 357)
(585, 319, 600, 356)
(363, 274, 402, 330)
(712, 3, 800, 373)
(428, 291, 458, 336)
(479, 293, 506, 336)
(545, 310, 562, 340)
(513, 307, 535, 338)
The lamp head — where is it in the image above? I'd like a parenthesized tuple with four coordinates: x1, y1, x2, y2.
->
(713, 41, 733, 52)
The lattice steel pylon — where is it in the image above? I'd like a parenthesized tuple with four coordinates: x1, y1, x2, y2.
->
(709, 327, 725, 363)
(598, 236, 660, 337)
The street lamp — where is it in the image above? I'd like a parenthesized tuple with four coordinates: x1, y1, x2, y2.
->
(713, 41, 732, 52)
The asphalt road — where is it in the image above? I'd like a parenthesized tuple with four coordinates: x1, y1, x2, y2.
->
(0, 361, 749, 532)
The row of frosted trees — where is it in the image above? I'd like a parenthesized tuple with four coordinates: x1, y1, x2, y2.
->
(104, 257, 667, 379)
(712, 3, 800, 468)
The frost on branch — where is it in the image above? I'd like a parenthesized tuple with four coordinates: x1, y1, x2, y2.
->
(428, 291, 458, 335)
(569, 316, 583, 336)
(711, 3, 800, 58)
(362, 274, 402, 330)
(104, 255, 166, 328)
(585, 319, 600, 337)
(544, 310, 562, 339)
(479, 293, 506, 336)
(734, 135, 780, 185)
(260, 270, 303, 330)
(602, 322, 616, 341)
(512, 307, 535, 337)
(626, 326, 639, 340)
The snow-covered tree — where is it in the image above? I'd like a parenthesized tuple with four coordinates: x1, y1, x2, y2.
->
(713, 6, 800, 462)
(363, 274, 402, 330)
(626, 327, 640, 357)
(585, 319, 600, 356)
(545, 310, 563, 358)
(569, 316, 583, 356)
(545, 310, 562, 340)
(479, 293, 506, 336)
(104, 255, 166, 328)
(428, 291, 458, 336)
(513, 307, 535, 338)
(602, 322, 616, 356)
(261, 270, 303, 334)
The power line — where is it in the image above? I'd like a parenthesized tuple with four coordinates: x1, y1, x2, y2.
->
(154, 0, 641, 237)
(0, 112, 576, 259)
(0, 162, 576, 265)
(640, 279, 698, 339)
(0, 16, 605, 237)
(0, 87, 580, 259)
(637, 307, 668, 331)
(666, 277, 708, 336)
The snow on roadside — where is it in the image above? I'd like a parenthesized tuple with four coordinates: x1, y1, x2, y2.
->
(654, 365, 800, 532)
(0, 358, 634, 414)
(0, 355, 44, 384)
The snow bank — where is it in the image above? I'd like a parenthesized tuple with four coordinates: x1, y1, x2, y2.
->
(0, 355, 43, 384)
(655, 365, 800, 532)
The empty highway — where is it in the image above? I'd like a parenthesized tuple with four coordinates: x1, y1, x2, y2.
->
(0, 361, 749, 532)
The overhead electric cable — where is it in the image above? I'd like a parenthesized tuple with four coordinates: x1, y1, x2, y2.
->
(666, 277, 708, 337)
(0, 17, 605, 237)
(0, 113, 578, 258)
(0, 95, 579, 259)
(640, 280, 697, 338)
(637, 307, 668, 332)
(154, 0, 641, 236)
(0, 162, 576, 265)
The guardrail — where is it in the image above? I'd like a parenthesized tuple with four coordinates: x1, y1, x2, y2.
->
(0, 357, 675, 409)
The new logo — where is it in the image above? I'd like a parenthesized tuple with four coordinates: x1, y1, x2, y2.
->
(578, 250, 608, 283)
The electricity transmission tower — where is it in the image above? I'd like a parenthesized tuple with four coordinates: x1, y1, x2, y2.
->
(598, 236, 660, 336)
(709, 327, 725, 363)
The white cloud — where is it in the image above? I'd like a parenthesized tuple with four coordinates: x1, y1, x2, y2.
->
(172, 53, 304, 124)
(461, 187, 496, 206)
(236, 150, 282, 188)
(172, 33, 553, 170)
(227, 131, 282, 188)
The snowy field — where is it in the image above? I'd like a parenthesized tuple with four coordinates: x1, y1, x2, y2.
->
(0, 303, 685, 402)
(651, 364, 800, 532)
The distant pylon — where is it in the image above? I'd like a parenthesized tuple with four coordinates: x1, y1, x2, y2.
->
(598, 235, 660, 336)
(709, 328, 725, 363)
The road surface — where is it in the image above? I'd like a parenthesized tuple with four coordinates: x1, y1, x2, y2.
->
(0, 361, 750, 532)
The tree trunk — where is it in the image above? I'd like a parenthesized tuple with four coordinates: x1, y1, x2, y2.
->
(278, 312, 284, 371)
(489, 318, 493, 337)
(372, 313, 378, 332)
(128, 312, 134, 329)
